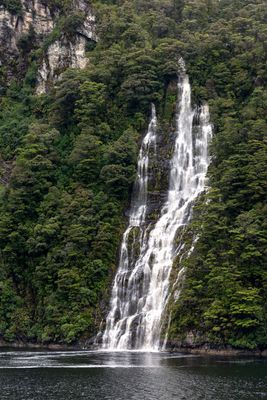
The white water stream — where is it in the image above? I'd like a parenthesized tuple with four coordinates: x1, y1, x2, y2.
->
(102, 71, 212, 351)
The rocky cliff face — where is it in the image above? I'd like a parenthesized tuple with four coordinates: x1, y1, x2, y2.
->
(0, 0, 96, 93)
(0, 1, 54, 39)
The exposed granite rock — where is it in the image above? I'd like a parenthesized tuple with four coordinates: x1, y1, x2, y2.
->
(0, 0, 96, 92)
(36, 34, 89, 94)
(36, 0, 97, 93)
(0, 1, 55, 39)
(0, 0, 55, 80)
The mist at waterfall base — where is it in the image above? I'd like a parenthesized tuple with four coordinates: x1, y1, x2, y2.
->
(102, 71, 212, 351)
(1, 350, 266, 400)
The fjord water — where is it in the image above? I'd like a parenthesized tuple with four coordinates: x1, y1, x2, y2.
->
(102, 72, 212, 350)
(0, 350, 266, 400)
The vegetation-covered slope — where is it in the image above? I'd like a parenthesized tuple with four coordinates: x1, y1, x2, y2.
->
(0, 0, 266, 348)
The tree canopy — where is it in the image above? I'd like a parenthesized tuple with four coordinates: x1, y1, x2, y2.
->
(0, 0, 266, 348)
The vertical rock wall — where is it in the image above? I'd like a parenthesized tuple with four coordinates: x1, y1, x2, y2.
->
(0, 0, 96, 93)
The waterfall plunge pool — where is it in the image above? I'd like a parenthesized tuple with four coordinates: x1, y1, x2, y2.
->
(0, 349, 266, 399)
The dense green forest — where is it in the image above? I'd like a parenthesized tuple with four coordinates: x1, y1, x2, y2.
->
(0, 0, 266, 349)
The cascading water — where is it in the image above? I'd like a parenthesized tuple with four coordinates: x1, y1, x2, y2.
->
(102, 104, 157, 349)
(102, 69, 212, 351)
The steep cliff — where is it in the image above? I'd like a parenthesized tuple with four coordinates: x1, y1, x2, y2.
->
(0, 0, 96, 93)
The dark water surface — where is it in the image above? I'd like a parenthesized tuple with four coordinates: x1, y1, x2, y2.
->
(0, 350, 266, 400)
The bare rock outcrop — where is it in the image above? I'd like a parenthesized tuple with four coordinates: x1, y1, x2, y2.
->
(0, 0, 96, 92)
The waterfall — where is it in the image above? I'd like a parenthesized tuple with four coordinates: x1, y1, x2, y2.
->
(102, 71, 212, 351)
(102, 104, 157, 349)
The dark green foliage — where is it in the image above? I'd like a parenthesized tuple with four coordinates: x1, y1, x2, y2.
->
(42, 11, 86, 53)
(40, 0, 73, 13)
(0, 0, 22, 15)
(167, 0, 267, 349)
(0, 0, 266, 349)
(62, 12, 86, 36)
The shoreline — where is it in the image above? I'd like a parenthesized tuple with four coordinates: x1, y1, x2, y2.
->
(0, 340, 77, 351)
(168, 346, 267, 357)
(0, 339, 266, 357)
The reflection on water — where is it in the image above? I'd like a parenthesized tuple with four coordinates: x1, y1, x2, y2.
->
(0, 350, 266, 399)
